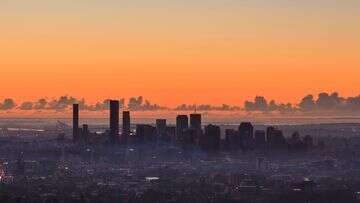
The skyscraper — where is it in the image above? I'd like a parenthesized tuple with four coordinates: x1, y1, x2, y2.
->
(136, 124, 157, 143)
(82, 124, 89, 143)
(190, 113, 202, 142)
(225, 129, 239, 150)
(122, 111, 130, 144)
(268, 128, 286, 149)
(156, 119, 167, 138)
(238, 122, 254, 150)
(266, 126, 275, 143)
(176, 115, 188, 141)
(202, 124, 221, 151)
(254, 130, 266, 149)
(109, 100, 119, 145)
(190, 113, 201, 130)
(73, 104, 79, 142)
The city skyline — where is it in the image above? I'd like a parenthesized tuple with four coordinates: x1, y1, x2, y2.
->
(1, 0, 360, 107)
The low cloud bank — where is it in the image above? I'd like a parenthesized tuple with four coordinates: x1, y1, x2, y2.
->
(244, 96, 294, 113)
(2, 92, 360, 114)
(12, 96, 165, 111)
(0, 99, 16, 110)
(175, 104, 240, 111)
(128, 96, 166, 111)
(244, 92, 360, 113)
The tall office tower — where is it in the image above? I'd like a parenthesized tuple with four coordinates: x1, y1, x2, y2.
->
(190, 113, 201, 130)
(181, 128, 196, 147)
(254, 130, 266, 149)
(269, 128, 286, 149)
(225, 129, 239, 150)
(109, 100, 120, 145)
(176, 115, 188, 141)
(73, 104, 79, 142)
(266, 126, 275, 143)
(122, 111, 130, 144)
(136, 124, 157, 143)
(303, 135, 313, 149)
(238, 122, 254, 150)
(202, 124, 221, 151)
(190, 113, 202, 142)
(156, 119, 167, 137)
(165, 126, 176, 143)
(82, 124, 89, 143)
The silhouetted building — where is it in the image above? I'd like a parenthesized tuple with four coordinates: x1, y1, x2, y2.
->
(239, 122, 254, 150)
(303, 135, 314, 149)
(289, 131, 304, 150)
(266, 126, 275, 143)
(73, 104, 79, 142)
(190, 113, 202, 143)
(136, 124, 157, 143)
(156, 119, 167, 136)
(82, 124, 89, 143)
(176, 115, 188, 141)
(182, 128, 197, 149)
(165, 126, 176, 143)
(109, 100, 119, 145)
(201, 124, 221, 151)
(16, 152, 25, 175)
(122, 111, 130, 144)
(225, 129, 239, 150)
(190, 113, 201, 130)
(254, 130, 266, 149)
(268, 128, 286, 149)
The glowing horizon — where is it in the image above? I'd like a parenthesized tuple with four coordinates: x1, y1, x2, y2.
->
(1, 0, 359, 107)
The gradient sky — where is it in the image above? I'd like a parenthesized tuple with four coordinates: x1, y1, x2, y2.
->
(1, 0, 359, 106)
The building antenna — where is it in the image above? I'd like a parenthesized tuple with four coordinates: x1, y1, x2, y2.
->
(194, 104, 197, 113)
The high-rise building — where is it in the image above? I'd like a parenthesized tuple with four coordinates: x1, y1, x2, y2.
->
(73, 104, 79, 142)
(303, 135, 313, 149)
(254, 130, 266, 149)
(269, 128, 286, 149)
(190, 113, 201, 130)
(176, 115, 188, 141)
(266, 126, 275, 143)
(109, 100, 119, 145)
(202, 124, 221, 151)
(165, 126, 176, 143)
(190, 113, 202, 142)
(238, 122, 254, 150)
(156, 119, 167, 137)
(122, 111, 130, 144)
(225, 129, 239, 150)
(82, 124, 89, 143)
(136, 124, 157, 142)
(181, 128, 196, 148)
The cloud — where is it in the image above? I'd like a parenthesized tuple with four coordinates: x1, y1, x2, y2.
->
(244, 92, 360, 113)
(47, 96, 79, 110)
(83, 99, 124, 111)
(13, 96, 163, 111)
(299, 95, 315, 111)
(244, 96, 295, 113)
(244, 96, 268, 111)
(34, 99, 48, 110)
(175, 104, 240, 111)
(19, 102, 34, 110)
(315, 92, 344, 110)
(0, 98, 16, 110)
(128, 96, 166, 111)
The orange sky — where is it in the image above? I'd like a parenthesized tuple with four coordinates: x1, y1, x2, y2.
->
(1, 0, 359, 107)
